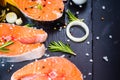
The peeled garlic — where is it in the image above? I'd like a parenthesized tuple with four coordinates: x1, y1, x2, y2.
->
(15, 18, 23, 25)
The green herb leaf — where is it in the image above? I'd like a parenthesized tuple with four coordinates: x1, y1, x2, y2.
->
(48, 41, 76, 55)
(66, 9, 84, 22)
(28, 3, 43, 10)
(24, 24, 35, 27)
(37, 4, 42, 10)
(0, 41, 14, 52)
(0, 48, 9, 52)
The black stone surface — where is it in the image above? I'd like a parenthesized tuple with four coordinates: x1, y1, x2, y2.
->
(0, 0, 120, 80)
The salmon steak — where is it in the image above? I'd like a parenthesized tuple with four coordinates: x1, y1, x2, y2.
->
(0, 23, 47, 62)
(11, 57, 83, 80)
(13, 0, 64, 21)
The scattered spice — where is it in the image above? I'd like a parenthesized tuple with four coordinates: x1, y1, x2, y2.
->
(25, 8, 27, 10)
(59, 8, 62, 11)
(43, 4, 46, 7)
(42, 66, 45, 69)
(101, 17, 104, 21)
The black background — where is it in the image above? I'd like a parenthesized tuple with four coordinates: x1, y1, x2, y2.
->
(0, 0, 120, 80)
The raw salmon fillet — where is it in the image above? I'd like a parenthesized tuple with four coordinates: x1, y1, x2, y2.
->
(0, 23, 48, 44)
(11, 57, 83, 80)
(0, 23, 47, 62)
(13, 0, 64, 21)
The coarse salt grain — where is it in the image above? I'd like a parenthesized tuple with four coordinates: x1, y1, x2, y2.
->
(70, 2, 72, 5)
(44, 54, 50, 57)
(59, 27, 62, 31)
(1, 64, 5, 67)
(45, 48, 48, 50)
(48, 77, 52, 80)
(85, 53, 89, 56)
(96, 36, 100, 40)
(10, 67, 12, 70)
(67, 39, 70, 42)
(30, 63, 34, 65)
(102, 6, 106, 10)
(83, 75, 87, 78)
(76, 11, 79, 14)
(43, 59, 47, 62)
(103, 56, 109, 62)
(89, 59, 93, 63)
(48, 1, 51, 4)
(87, 41, 90, 44)
(11, 64, 14, 67)
(79, 5, 82, 8)
(109, 35, 112, 39)
(35, 59, 38, 62)
(10, 27, 13, 29)
(88, 72, 92, 75)
(60, 54, 65, 58)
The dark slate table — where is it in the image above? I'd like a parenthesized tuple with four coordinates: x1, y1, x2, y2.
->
(0, 0, 120, 80)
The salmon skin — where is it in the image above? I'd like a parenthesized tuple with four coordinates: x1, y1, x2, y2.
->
(0, 23, 47, 62)
(13, 0, 64, 21)
(11, 57, 83, 80)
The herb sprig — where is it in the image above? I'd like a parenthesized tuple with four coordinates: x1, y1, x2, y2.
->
(66, 9, 84, 22)
(0, 41, 14, 52)
(48, 41, 76, 55)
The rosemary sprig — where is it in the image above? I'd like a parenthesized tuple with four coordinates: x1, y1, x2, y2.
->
(0, 41, 14, 52)
(48, 41, 76, 55)
(66, 9, 84, 22)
